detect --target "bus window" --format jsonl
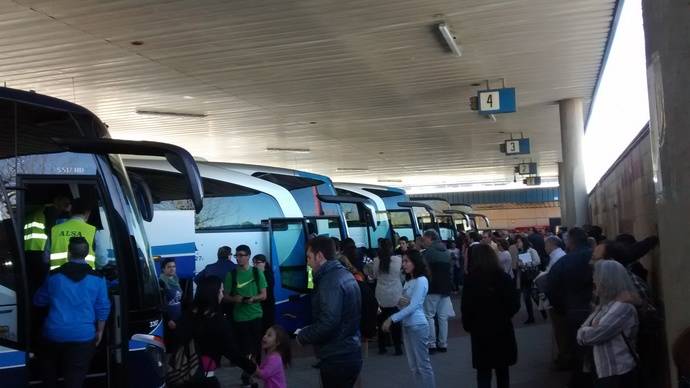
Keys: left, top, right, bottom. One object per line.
{"left": 0, "top": 195, "right": 21, "bottom": 344}
{"left": 305, "top": 218, "right": 343, "bottom": 240}
{"left": 389, "top": 210, "right": 415, "bottom": 241}
{"left": 437, "top": 215, "right": 456, "bottom": 241}
{"left": 269, "top": 220, "right": 308, "bottom": 292}
{"left": 368, "top": 211, "right": 392, "bottom": 248}
{"left": 340, "top": 202, "right": 368, "bottom": 247}
{"left": 475, "top": 216, "right": 490, "bottom": 231}
{"left": 195, "top": 179, "right": 283, "bottom": 231}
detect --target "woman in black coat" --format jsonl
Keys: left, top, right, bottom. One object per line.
{"left": 461, "top": 244, "right": 521, "bottom": 388}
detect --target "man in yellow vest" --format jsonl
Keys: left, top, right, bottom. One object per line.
{"left": 24, "top": 196, "right": 72, "bottom": 253}
{"left": 50, "top": 197, "right": 97, "bottom": 270}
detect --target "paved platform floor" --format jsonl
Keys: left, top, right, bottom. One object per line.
{"left": 217, "top": 313, "right": 569, "bottom": 387}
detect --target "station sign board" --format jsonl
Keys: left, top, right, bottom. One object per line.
{"left": 500, "top": 138, "right": 530, "bottom": 155}
{"left": 518, "top": 162, "right": 537, "bottom": 175}
{"left": 477, "top": 87, "right": 517, "bottom": 114}
{"left": 523, "top": 176, "right": 542, "bottom": 186}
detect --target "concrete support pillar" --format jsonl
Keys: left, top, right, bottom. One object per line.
{"left": 642, "top": 0, "right": 690, "bottom": 386}
{"left": 558, "top": 98, "right": 588, "bottom": 227}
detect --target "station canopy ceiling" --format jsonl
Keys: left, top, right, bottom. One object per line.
{"left": 2, "top": 0, "right": 616, "bottom": 192}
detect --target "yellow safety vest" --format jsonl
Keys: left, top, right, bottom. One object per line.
{"left": 24, "top": 207, "right": 48, "bottom": 251}
{"left": 50, "top": 218, "right": 96, "bottom": 269}
{"left": 307, "top": 266, "right": 314, "bottom": 290}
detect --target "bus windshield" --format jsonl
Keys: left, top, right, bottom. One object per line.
{"left": 389, "top": 209, "right": 416, "bottom": 240}
{"left": 109, "top": 156, "right": 160, "bottom": 310}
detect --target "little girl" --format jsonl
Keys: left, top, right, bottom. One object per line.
{"left": 255, "top": 325, "right": 291, "bottom": 388}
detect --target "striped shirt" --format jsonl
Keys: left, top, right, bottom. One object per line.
{"left": 577, "top": 301, "right": 638, "bottom": 378}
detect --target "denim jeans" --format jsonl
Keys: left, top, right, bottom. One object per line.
{"left": 424, "top": 294, "right": 451, "bottom": 348}
{"left": 402, "top": 323, "right": 436, "bottom": 388}
{"left": 39, "top": 340, "right": 96, "bottom": 388}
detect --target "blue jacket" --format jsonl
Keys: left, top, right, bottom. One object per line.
{"left": 297, "top": 260, "right": 361, "bottom": 362}
{"left": 34, "top": 261, "right": 111, "bottom": 343}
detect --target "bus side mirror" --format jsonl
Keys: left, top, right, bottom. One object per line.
{"left": 128, "top": 173, "right": 154, "bottom": 222}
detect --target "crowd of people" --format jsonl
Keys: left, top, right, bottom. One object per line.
{"left": 34, "top": 217, "right": 662, "bottom": 388}
{"left": 156, "top": 224, "right": 661, "bottom": 388}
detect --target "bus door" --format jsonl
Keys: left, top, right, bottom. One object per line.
{"left": 0, "top": 181, "right": 29, "bottom": 387}
{"left": 266, "top": 218, "right": 309, "bottom": 333}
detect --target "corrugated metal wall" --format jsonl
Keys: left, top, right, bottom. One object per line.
{"left": 411, "top": 187, "right": 560, "bottom": 205}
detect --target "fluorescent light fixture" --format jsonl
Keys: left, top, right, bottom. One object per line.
{"left": 265, "top": 147, "right": 311, "bottom": 154}
{"left": 136, "top": 108, "right": 207, "bottom": 118}
{"left": 437, "top": 22, "right": 462, "bottom": 57}
{"left": 377, "top": 179, "right": 403, "bottom": 183}
{"left": 336, "top": 167, "right": 369, "bottom": 172}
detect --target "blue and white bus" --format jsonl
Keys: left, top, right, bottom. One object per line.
{"left": 0, "top": 87, "right": 204, "bottom": 387}
{"left": 218, "top": 164, "right": 389, "bottom": 249}
{"left": 334, "top": 182, "right": 419, "bottom": 242}
{"left": 413, "top": 198, "right": 492, "bottom": 233}
{"left": 124, "top": 160, "right": 312, "bottom": 333}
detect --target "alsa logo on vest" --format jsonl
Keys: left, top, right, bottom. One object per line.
{"left": 58, "top": 230, "right": 85, "bottom": 237}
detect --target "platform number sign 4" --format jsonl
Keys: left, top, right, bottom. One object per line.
{"left": 479, "top": 91, "right": 501, "bottom": 112}
{"left": 505, "top": 140, "right": 521, "bottom": 155}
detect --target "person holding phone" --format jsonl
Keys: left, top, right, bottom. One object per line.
{"left": 223, "top": 245, "right": 267, "bottom": 388}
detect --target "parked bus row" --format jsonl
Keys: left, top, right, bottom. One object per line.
{"left": 0, "top": 87, "right": 489, "bottom": 387}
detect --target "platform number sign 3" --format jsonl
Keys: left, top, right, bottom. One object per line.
{"left": 505, "top": 140, "right": 520, "bottom": 155}
{"left": 479, "top": 91, "right": 501, "bottom": 112}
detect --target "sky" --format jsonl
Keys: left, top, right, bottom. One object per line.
{"left": 583, "top": 0, "right": 650, "bottom": 192}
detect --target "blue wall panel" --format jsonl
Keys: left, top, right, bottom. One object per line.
{"left": 411, "top": 187, "right": 560, "bottom": 205}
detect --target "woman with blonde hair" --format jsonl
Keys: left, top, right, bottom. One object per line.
{"left": 577, "top": 260, "right": 640, "bottom": 388}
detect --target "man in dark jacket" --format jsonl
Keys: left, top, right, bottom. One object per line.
{"left": 465, "top": 231, "right": 482, "bottom": 274}
{"left": 528, "top": 227, "right": 548, "bottom": 268}
{"left": 298, "top": 236, "right": 362, "bottom": 388}
{"left": 546, "top": 227, "right": 593, "bottom": 388}
{"left": 194, "top": 245, "right": 236, "bottom": 284}
{"left": 34, "top": 236, "right": 110, "bottom": 388}
{"left": 422, "top": 229, "right": 453, "bottom": 353}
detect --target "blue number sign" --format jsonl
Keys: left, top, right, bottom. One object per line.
{"left": 478, "top": 88, "right": 517, "bottom": 114}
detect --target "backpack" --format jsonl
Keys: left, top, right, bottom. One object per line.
{"left": 167, "top": 337, "right": 204, "bottom": 387}
{"left": 229, "top": 267, "right": 261, "bottom": 296}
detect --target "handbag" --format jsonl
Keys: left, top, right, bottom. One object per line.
{"left": 621, "top": 332, "right": 640, "bottom": 364}
{"left": 167, "top": 336, "right": 205, "bottom": 387}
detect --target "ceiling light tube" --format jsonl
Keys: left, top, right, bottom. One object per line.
{"left": 438, "top": 22, "right": 462, "bottom": 57}
{"left": 265, "top": 147, "right": 311, "bottom": 153}
{"left": 336, "top": 167, "right": 369, "bottom": 172}
{"left": 136, "top": 108, "right": 207, "bottom": 118}
{"left": 377, "top": 179, "right": 402, "bottom": 183}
